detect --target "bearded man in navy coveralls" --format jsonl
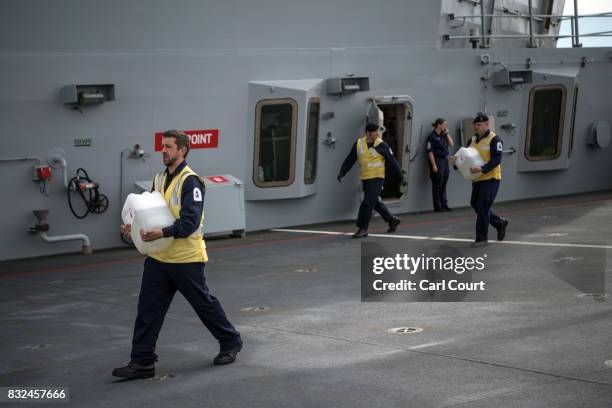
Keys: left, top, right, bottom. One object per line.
{"left": 113, "top": 130, "right": 242, "bottom": 379}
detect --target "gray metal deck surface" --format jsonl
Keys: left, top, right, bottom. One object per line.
{"left": 1, "top": 191, "right": 611, "bottom": 407}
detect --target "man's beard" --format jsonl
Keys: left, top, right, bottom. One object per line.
{"left": 163, "top": 155, "right": 176, "bottom": 166}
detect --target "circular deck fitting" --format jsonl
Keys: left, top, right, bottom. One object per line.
{"left": 576, "top": 293, "right": 608, "bottom": 300}
{"left": 387, "top": 327, "right": 423, "bottom": 334}
{"left": 240, "top": 306, "right": 270, "bottom": 312}
{"left": 20, "top": 344, "right": 50, "bottom": 350}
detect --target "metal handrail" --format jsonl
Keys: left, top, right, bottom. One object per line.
{"left": 446, "top": 0, "right": 612, "bottom": 48}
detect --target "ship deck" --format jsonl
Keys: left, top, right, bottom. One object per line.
{"left": 1, "top": 191, "right": 611, "bottom": 407}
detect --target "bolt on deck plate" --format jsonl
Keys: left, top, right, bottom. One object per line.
{"left": 387, "top": 327, "right": 423, "bottom": 334}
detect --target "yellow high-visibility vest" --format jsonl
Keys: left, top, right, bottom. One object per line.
{"left": 356, "top": 136, "right": 385, "bottom": 180}
{"left": 149, "top": 165, "right": 208, "bottom": 263}
{"left": 470, "top": 131, "right": 502, "bottom": 182}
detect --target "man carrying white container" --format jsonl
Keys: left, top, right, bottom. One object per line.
{"left": 113, "top": 130, "right": 242, "bottom": 379}
{"left": 451, "top": 114, "right": 509, "bottom": 248}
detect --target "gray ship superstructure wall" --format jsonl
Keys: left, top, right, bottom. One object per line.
{"left": 0, "top": 0, "right": 611, "bottom": 260}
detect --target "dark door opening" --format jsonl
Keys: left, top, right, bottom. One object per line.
{"left": 379, "top": 103, "right": 407, "bottom": 200}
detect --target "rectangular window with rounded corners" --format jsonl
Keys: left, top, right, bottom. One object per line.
{"left": 253, "top": 99, "right": 297, "bottom": 187}
{"left": 525, "top": 85, "right": 566, "bottom": 161}
{"left": 304, "top": 98, "right": 320, "bottom": 184}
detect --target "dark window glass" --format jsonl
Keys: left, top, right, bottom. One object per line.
{"left": 526, "top": 86, "right": 566, "bottom": 160}
{"left": 254, "top": 100, "right": 296, "bottom": 186}
{"left": 304, "top": 99, "right": 319, "bottom": 184}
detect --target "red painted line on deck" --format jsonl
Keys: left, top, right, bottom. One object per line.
{"left": 2, "top": 196, "right": 610, "bottom": 280}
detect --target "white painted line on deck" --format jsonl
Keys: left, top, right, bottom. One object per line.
{"left": 272, "top": 229, "right": 612, "bottom": 250}
{"left": 409, "top": 340, "right": 454, "bottom": 350}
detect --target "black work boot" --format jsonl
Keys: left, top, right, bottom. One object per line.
{"left": 387, "top": 217, "right": 401, "bottom": 233}
{"left": 352, "top": 229, "right": 368, "bottom": 239}
{"left": 112, "top": 362, "right": 155, "bottom": 379}
{"left": 496, "top": 219, "right": 509, "bottom": 241}
{"left": 213, "top": 348, "right": 241, "bottom": 366}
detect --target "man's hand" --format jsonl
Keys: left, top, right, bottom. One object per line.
{"left": 432, "top": 166, "right": 438, "bottom": 173}
{"left": 121, "top": 224, "right": 132, "bottom": 241}
{"left": 337, "top": 174, "right": 343, "bottom": 183}
{"left": 141, "top": 229, "right": 164, "bottom": 242}
{"left": 448, "top": 156, "right": 457, "bottom": 166}
{"left": 470, "top": 166, "right": 482, "bottom": 174}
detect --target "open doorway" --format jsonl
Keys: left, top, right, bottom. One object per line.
{"left": 378, "top": 103, "right": 411, "bottom": 201}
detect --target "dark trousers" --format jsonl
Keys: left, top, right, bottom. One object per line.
{"left": 470, "top": 179, "right": 503, "bottom": 242}
{"left": 430, "top": 158, "right": 449, "bottom": 210}
{"left": 357, "top": 178, "right": 392, "bottom": 230}
{"left": 130, "top": 257, "right": 242, "bottom": 365}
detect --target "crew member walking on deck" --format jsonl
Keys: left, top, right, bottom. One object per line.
{"left": 337, "top": 123, "right": 406, "bottom": 238}
{"left": 113, "top": 130, "right": 242, "bottom": 379}
{"left": 451, "top": 114, "right": 509, "bottom": 248}
{"left": 426, "top": 118, "right": 454, "bottom": 212}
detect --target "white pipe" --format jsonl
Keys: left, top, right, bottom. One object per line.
{"left": 57, "top": 157, "right": 69, "bottom": 189}
{"left": 39, "top": 232, "right": 92, "bottom": 254}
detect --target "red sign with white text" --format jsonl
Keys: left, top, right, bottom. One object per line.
{"left": 155, "top": 129, "right": 219, "bottom": 151}
{"left": 206, "top": 176, "right": 230, "bottom": 184}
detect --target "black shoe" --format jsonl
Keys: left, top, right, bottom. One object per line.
{"left": 434, "top": 208, "right": 445, "bottom": 213}
{"left": 352, "top": 229, "right": 368, "bottom": 238}
{"left": 112, "top": 363, "right": 155, "bottom": 379}
{"left": 496, "top": 219, "right": 509, "bottom": 241}
{"left": 470, "top": 241, "right": 488, "bottom": 248}
{"left": 213, "top": 349, "right": 240, "bottom": 366}
{"left": 387, "top": 217, "right": 401, "bottom": 233}
{"left": 443, "top": 207, "right": 453, "bottom": 211}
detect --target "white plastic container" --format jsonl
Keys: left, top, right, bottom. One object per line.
{"left": 454, "top": 147, "right": 485, "bottom": 181}
{"left": 121, "top": 192, "right": 175, "bottom": 254}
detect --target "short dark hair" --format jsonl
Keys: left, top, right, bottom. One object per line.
{"left": 473, "top": 113, "right": 489, "bottom": 124}
{"left": 432, "top": 118, "right": 446, "bottom": 128}
{"left": 162, "top": 129, "right": 190, "bottom": 157}
{"left": 365, "top": 123, "right": 379, "bottom": 133}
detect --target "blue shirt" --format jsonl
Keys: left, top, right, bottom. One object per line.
{"left": 426, "top": 130, "right": 450, "bottom": 158}
{"left": 151, "top": 161, "right": 205, "bottom": 239}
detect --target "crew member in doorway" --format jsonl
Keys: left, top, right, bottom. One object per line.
{"left": 451, "top": 114, "right": 509, "bottom": 248}
{"left": 337, "top": 123, "right": 406, "bottom": 238}
{"left": 113, "top": 130, "right": 242, "bottom": 379}
{"left": 426, "top": 118, "right": 454, "bottom": 212}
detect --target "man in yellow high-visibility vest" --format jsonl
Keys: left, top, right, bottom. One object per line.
{"left": 463, "top": 114, "right": 509, "bottom": 248}
{"left": 337, "top": 123, "right": 406, "bottom": 238}
{"left": 113, "top": 130, "right": 242, "bottom": 379}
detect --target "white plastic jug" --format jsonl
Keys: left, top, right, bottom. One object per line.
{"left": 121, "top": 192, "right": 175, "bottom": 254}
{"left": 454, "top": 147, "right": 485, "bottom": 181}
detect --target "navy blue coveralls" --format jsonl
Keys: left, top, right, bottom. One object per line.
{"left": 426, "top": 130, "right": 451, "bottom": 211}
{"left": 468, "top": 131, "right": 505, "bottom": 242}
{"left": 130, "top": 161, "right": 242, "bottom": 365}
{"left": 338, "top": 140, "right": 403, "bottom": 230}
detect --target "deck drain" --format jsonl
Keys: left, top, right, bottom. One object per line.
{"left": 541, "top": 215, "right": 557, "bottom": 220}
{"left": 240, "top": 306, "right": 270, "bottom": 312}
{"left": 20, "top": 344, "right": 50, "bottom": 350}
{"left": 387, "top": 327, "right": 423, "bottom": 334}
{"left": 546, "top": 232, "right": 568, "bottom": 237}
{"left": 576, "top": 293, "right": 608, "bottom": 300}
{"left": 293, "top": 268, "right": 318, "bottom": 273}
